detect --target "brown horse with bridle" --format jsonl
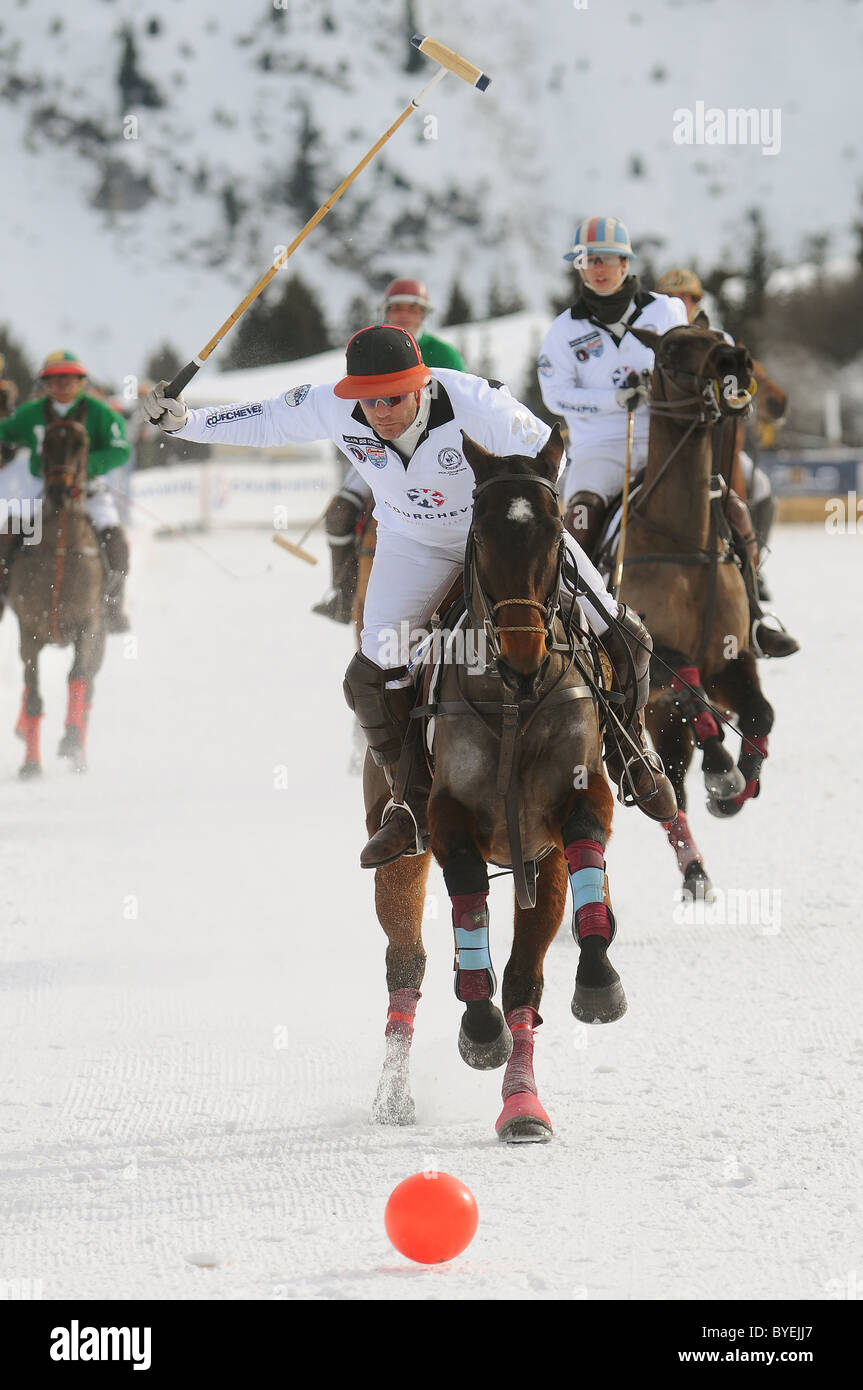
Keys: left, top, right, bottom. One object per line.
{"left": 8, "top": 401, "right": 107, "bottom": 775}
{"left": 364, "top": 425, "right": 627, "bottom": 1143}
{"left": 606, "top": 322, "right": 775, "bottom": 898}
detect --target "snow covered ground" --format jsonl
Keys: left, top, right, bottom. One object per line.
{"left": 0, "top": 520, "right": 861, "bottom": 1302}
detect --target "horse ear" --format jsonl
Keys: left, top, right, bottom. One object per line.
{"left": 534, "top": 421, "right": 564, "bottom": 480}
{"left": 461, "top": 430, "right": 494, "bottom": 481}
{"left": 693, "top": 309, "right": 711, "bottom": 328}
{"left": 627, "top": 325, "right": 661, "bottom": 353}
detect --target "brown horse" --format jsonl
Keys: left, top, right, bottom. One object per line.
{"left": 612, "top": 322, "right": 775, "bottom": 898}
{"left": 365, "top": 425, "right": 621, "bottom": 1143}
{"left": 8, "top": 403, "right": 106, "bottom": 776}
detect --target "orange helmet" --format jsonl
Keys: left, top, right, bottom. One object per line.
{"left": 38, "top": 349, "right": 87, "bottom": 378}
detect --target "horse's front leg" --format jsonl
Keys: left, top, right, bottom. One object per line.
{"left": 17, "top": 641, "right": 44, "bottom": 778}
{"left": 704, "top": 650, "right": 774, "bottom": 817}
{"left": 563, "top": 775, "right": 626, "bottom": 1024}
{"left": 495, "top": 847, "right": 569, "bottom": 1144}
{"left": 371, "top": 852, "right": 431, "bottom": 1125}
{"left": 647, "top": 691, "right": 714, "bottom": 901}
{"left": 58, "top": 625, "right": 105, "bottom": 771}
{"left": 428, "top": 792, "right": 512, "bottom": 1071}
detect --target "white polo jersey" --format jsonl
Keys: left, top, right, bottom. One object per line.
{"left": 538, "top": 291, "right": 688, "bottom": 452}
{"left": 173, "top": 369, "right": 550, "bottom": 543}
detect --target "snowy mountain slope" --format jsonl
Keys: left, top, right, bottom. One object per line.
{"left": 1, "top": 0, "right": 861, "bottom": 383}
{"left": 0, "top": 519, "right": 861, "bottom": 1300}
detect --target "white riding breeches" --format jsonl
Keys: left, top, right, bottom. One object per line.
{"left": 5, "top": 470, "right": 119, "bottom": 530}
{"left": 360, "top": 526, "right": 616, "bottom": 671}
{"left": 559, "top": 441, "right": 650, "bottom": 508}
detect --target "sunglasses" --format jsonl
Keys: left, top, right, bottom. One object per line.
{"left": 360, "top": 393, "right": 408, "bottom": 409}
{"left": 585, "top": 254, "right": 626, "bottom": 267}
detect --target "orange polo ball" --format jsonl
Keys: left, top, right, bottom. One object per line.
{"left": 385, "top": 1172, "right": 479, "bottom": 1264}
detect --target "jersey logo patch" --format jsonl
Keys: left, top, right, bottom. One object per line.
{"left": 348, "top": 446, "right": 366, "bottom": 463}
{"left": 437, "top": 448, "right": 465, "bottom": 472}
{"left": 569, "top": 331, "right": 603, "bottom": 362}
{"left": 612, "top": 366, "right": 636, "bottom": 387}
{"left": 366, "top": 445, "right": 387, "bottom": 468}
{"left": 205, "top": 403, "right": 263, "bottom": 426}
{"left": 537, "top": 353, "right": 554, "bottom": 377}
{"left": 406, "top": 487, "right": 445, "bottom": 509}
{"left": 284, "top": 384, "right": 310, "bottom": 406}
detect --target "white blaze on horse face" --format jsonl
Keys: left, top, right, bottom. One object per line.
{"left": 507, "top": 497, "right": 533, "bottom": 523}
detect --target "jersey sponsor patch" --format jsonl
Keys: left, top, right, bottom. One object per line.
{"left": 348, "top": 446, "right": 366, "bottom": 463}
{"left": 284, "top": 384, "right": 310, "bottom": 406}
{"left": 437, "top": 447, "right": 465, "bottom": 472}
{"left": 611, "top": 365, "right": 636, "bottom": 387}
{"left": 406, "top": 487, "right": 445, "bottom": 509}
{"left": 365, "top": 444, "right": 387, "bottom": 468}
{"left": 205, "top": 403, "right": 263, "bottom": 426}
{"left": 569, "top": 331, "right": 604, "bottom": 362}
{"left": 537, "top": 353, "right": 554, "bottom": 377}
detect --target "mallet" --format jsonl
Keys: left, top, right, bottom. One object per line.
{"left": 163, "top": 36, "right": 491, "bottom": 401}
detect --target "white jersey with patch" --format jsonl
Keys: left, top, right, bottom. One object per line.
{"left": 537, "top": 291, "right": 689, "bottom": 454}
{"left": 173, "top": 369, "right": 618, "bottom": 661}
{"left": 174, "top": 370, "right": 553, "bottom": 543}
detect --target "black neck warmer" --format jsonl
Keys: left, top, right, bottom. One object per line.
{"left": 573, "top": 274, "right": 641, "bottom": 324}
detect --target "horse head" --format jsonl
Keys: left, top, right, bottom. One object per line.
{"left": 461, "top": 423, "right": 565, "bottom": 700}
{"left": 41, "top": 399, "right": 90, "bottom": 508}
{"left": 628, "top": 322, "right": 755, "bottom": 421}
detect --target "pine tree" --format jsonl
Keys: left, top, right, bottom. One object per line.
{"left": 284, "top": 102, "right": 322, "bottom": 225}
{"left": 143, "top": 343, "right": 183, "bottom": 385}
{"left": 487, "top": 274, "right": 525, "bottom": 319}
{"left": 404, "top": 0, "right": 423, "bottom": 71}
{"left": 344, "top": 294, "right": 376, "bottom": 337}
{"left": 441, "top": 278, "right": 473, "bottom": 327}
{"left": 225, "top": 274, "right": 331, "bottom": 369}
{"left": 117, "top": 25, "right": 164, "bottom": 110}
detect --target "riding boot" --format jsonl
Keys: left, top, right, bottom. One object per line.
{"left": 600, "top": 605, "right": 678, "bottom": 822}
{"left": 725, "top": 491, "right": 798, "bottom": 658}
{"left": 344, "top": 652, "right": 430, "bottom": 868}
{"left": 564, "top": 490, "right": 607, "bottom": 562}
{"left": 312, "top": 538, "right": 358, "bottom": 624}
{"left": 748, "top": 492, "right": 776, "bottom": 600}
{"left": 97, "top": 526, "right": 131, "bottom": 633}
{"left": 313, "top": 488, "right": 364, "bottom": 625}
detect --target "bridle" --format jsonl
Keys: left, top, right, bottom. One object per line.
{"left": 634, "top": 336, "right": 756, "bottom": 516}
{"left": 42, "top": 417, "right": 89, "bottom": 496}
{"left": 464, "top": 472, "right": 566, "bottom": 664}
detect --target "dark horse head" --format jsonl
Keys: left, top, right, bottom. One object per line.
{"left": 461, "top": 423, "right": 565, "bottom": 700}
{"left": 41, "top": 399, "right": 90, "bottom": 510}
{"left": 628, "top": 321, "right": 755, "bottom": 420}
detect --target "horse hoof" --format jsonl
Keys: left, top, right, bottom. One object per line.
{"left": 705, "top": 790, "right": 744, "bottom": 819}
{"left": 681, "top": 861, "right": 715, "bottom": 900}
{"left": 703, "top": 764, "right": 746, "bottom": 799}
{"left": 458, "top": 1005, "right": 513, "bottom": 1070}
{"left": 57, "top": 728, "right": 80, "bottom": 758}
{"left": 496, "top": 1092, "right": 553, "bottom": 1144}
{"left": 18, "top": 760, "right": 42, "bottom": 780}
{"left": 571, "top": 979, "right": 627, "bottom": 1024}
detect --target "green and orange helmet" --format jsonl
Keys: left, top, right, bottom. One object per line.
{"left": 38, "top": 350, "right": 88, "bottom": 379}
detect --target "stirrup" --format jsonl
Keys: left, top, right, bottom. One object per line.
{"left": 616, "top": 747, "right": 666, "bottom": 809}
{"left": 751, "top": 611, "right": 790, "bottom": 659}
{"left": 379, "top": 797, "right": 426, "bottom": 856}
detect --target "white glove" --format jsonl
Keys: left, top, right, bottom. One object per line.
{"left": 614, "top": 382, "right": 648, "bottom": 412}
{"left": 143, "top": 381, "right": 188, "bottom": 433}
